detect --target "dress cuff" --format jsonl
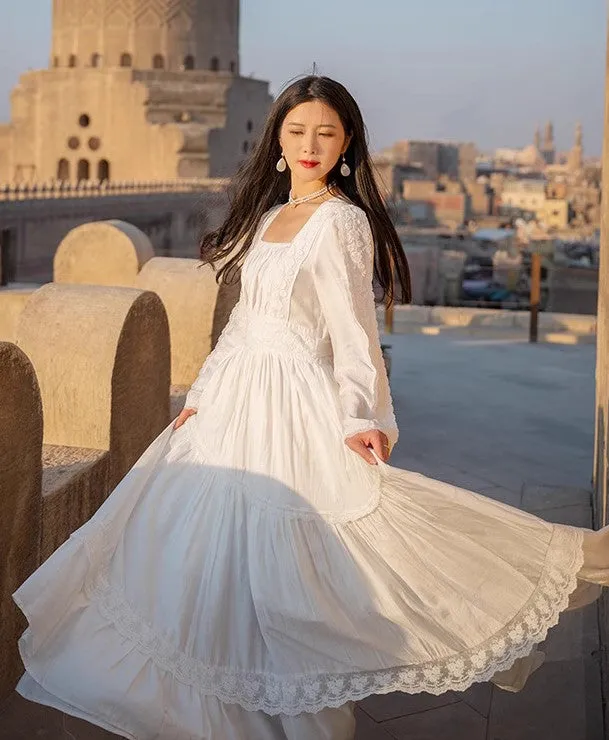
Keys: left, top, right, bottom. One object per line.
{"left": 184, "top": 389, "right": 201, "bottom": 410}
{"left": 343, "top": 420, "right": 398, "bottom": 450}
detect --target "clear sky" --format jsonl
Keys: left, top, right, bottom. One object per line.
{"left": 1, "top": 0, "right": 606, "bottom": 155}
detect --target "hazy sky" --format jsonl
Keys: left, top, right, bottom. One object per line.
{"left": 1, "top": 0, "right": 606, "bottom": 155}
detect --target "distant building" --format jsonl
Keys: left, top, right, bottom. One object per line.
{"left": 402, "top": 179, "right": 470, "bottom": 227}
{"left": 371, "top": 154, "right": 425, "bottom": 200}
{"left": 457, "top": 142, "right": 477, "bottom": 182}
{"left": 500, "top": 179, "right": 547, "bottom": 216}
{"left": 0, "top": 0, "right": 272, "bottom": 183}
{"left": 383, "top": 139, "right": 477, "bottom": 183}
{"left": 500, "top": 177, "right": 571, "bottom": 231}
{"left": 494, "top": 145, "right": 544, "bottom": 170}
{"left": 541, "top": 199, "right": 570, "bottom": 230}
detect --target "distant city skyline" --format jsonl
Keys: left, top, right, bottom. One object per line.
{"left": 0, "top": 0, "right": 606, "bottom": 156}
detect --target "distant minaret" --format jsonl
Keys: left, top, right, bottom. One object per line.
{"left": 568, "top": 122, "right": 584, "bottom": 173}
{"left": 541, "top": 120, "right": 556, "bottom": 165}
{"left": 534, "top": 126, "right": 541, "bottom": 151}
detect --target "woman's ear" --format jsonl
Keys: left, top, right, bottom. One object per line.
{"left": 343, "top": 134, "right": 353, "bottom": 155}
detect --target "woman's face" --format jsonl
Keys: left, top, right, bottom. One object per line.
{"left": 278, "top": 100, "right": 351, "bottom": 187}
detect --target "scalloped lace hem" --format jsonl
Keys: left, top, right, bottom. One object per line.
{"left": 75, "top": 516, "right": 585, "bottom": 716}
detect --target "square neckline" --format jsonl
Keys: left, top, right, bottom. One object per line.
{"left": 260, "top": 197, "right": 340, "bottom": 245}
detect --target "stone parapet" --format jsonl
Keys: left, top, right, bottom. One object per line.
{"left": 55, "top": 220, "right": 155, "bottom": 287}
{"left": 51, "top": 219, "right": 240, "bottom": 386}
{"left": 137, "top": 257, "right": 240, "bottom": 385}
{"left": 380, "top": 304, "right": 597, "bottom": 335}
{"left": 16, "top": 283, "right": 171, "bottom": 486}
{"left": 0, "top": 289, "right": 35, "bottom": 342}
{"left": 41, "top": 445, "right": 110, "bottom": 562}
{"left": 0, "top": 343, "right": 42, "bottom": 703}
{"left": 0, "top": 283, "right": 173, "bottom": 702}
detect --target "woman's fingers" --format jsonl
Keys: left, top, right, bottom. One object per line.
{"left": 370, "top": 433, "right": 389, "bottom": 463}
{"left": 173, "top": 407, "right": 197, "bottom": 430}
{"left": 346, "top": 436, "right": 377, "bottom": 465}
{"left": 345, "top": 430, "right": 390, "bottom": 465}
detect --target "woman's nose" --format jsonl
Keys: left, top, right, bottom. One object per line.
{"left": 303, "top": 136, "right": 317, "bottom": 154}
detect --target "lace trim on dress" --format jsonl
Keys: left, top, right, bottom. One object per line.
{"left": 247, "top": 200, "right": 336, "bottom": 321}
{"left": 335, "top": 204, "right": 399, "bottom": 439}
{"left": 76, "top": 507, "right": 584, "bottom": 716}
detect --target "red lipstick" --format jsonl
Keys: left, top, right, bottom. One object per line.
{"left": 298, "top": 160, "right": 320, "bottom": 169}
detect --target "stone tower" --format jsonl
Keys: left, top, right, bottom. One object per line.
{"left": 51, "top": 0, "right": 239, "bottom": 74}
{"left": 568, "top": 122, "right": 584, "bottom": 173}
{"left": 533, "top": 125, "right": 541, "bottom": 151}
{"left": 541, "top": 120, "right": 556, "bottom": 165}
{"left": 0, "top": 1, "right": 271, "bottom": 183}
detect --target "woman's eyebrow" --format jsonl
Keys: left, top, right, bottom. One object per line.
{"left": 285, "top": 122, "right": 338, "bottom": 128}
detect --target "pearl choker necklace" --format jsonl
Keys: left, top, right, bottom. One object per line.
{"left": 288, "top": 185, "right": 330, "bottom": 207}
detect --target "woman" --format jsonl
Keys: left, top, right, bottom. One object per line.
{"left": 13, "top": 75, "right": 609, "bottom": 740}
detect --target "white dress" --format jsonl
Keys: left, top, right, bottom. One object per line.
{"left": 14, "top": 197, "right": 585, "bottom": 739}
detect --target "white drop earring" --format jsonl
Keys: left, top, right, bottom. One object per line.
{"left": 276, "top": 152, "right": 287, "bottom": 172}
{"left": 340, "top": 153, "right": 351, "bottom": 177}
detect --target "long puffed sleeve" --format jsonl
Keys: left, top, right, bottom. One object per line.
{"left": 311, "top": 205, "right": 399, "bottom": 449}
{"left": 184, "top": 300, "right": 245, "bottom": 409}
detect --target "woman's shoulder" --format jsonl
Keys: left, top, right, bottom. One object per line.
{"left": 326, "top": 197, "right": 370, "bottom": 234}
{"left": 322, "top": 197, "right": 368, "bottom": 227}
{"left": 315, "top": 198, "right": 373, "bottom": 266}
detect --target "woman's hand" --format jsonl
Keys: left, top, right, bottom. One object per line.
{"left": 173, "top": 407, "right": 197, "bottom": 430}
{"left": 345, "top": 429, "right": 390, "bottom": 465}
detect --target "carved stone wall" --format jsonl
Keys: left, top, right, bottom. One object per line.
{"left": 51, "top": 0, "right": 239, "bottom": 74}
{"left": 0, "top": 68, "right": 270, "bottom": 183}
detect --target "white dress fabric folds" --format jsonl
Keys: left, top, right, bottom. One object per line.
{"left": 14, "top": 197, "right": 585, "bottom": 739}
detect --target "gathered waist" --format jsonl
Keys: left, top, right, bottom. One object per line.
{"left": 239, "top": 312, "right": 333, "bottom": 365}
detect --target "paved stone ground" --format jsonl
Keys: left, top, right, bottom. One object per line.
{"left": 1, "top": 333, "right": 605, "bottom": 739}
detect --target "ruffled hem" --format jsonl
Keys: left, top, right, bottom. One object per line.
{"left": 14, "top": 416, "right": 588, "bottom": 719}
{"left": 15, "top": 671, "right": 137, "bottom": 740}
{"left": 53, "top": 507, "right": 585, "bottom": 716}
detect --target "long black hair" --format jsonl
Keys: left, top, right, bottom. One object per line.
{"left": 199, "top": 75, "right": 411, "bottom": 304}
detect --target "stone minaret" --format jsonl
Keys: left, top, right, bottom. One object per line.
{"left": 568, "top": 122, "right": 584, "bottom": 173}
{"left": 534, "top": 126, "right": 541, "bottom": 151}
{"left": 541, "top": 120, "right": 556, "bottom": 165}
{"left": 51, "top": 0, "right": 240, "bottom": 74}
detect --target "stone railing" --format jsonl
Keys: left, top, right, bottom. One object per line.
{"left": 0, "top": 282, "right": 172, "bottom": 703}
{"left": 0, "top": 219, "right": 240, "bottom": 387}
{"left": 0, "top": 177, "right": 230, "bottom": 202}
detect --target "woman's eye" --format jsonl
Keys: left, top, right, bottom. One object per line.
{"left": 290, "top": 131, "right": 303, "bottom": 135}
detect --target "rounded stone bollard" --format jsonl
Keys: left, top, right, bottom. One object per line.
{"left": 0, "top": 342, "right": 43, "bottom": 701}
{"left": 0, "top": 289, "right": 35, "bottom": 343}
{"left": 16, "top": 283, "right": 171, "bottom": 487}
{"left": 54, "top": 220, "right": 155, "bottom": 287}
{"left": 137, "top": 257, "right": 240, "bottom": 386}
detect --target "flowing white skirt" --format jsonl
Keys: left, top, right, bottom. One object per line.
{"left": 14, "top": 344, "right": 585, "bottom": 739}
